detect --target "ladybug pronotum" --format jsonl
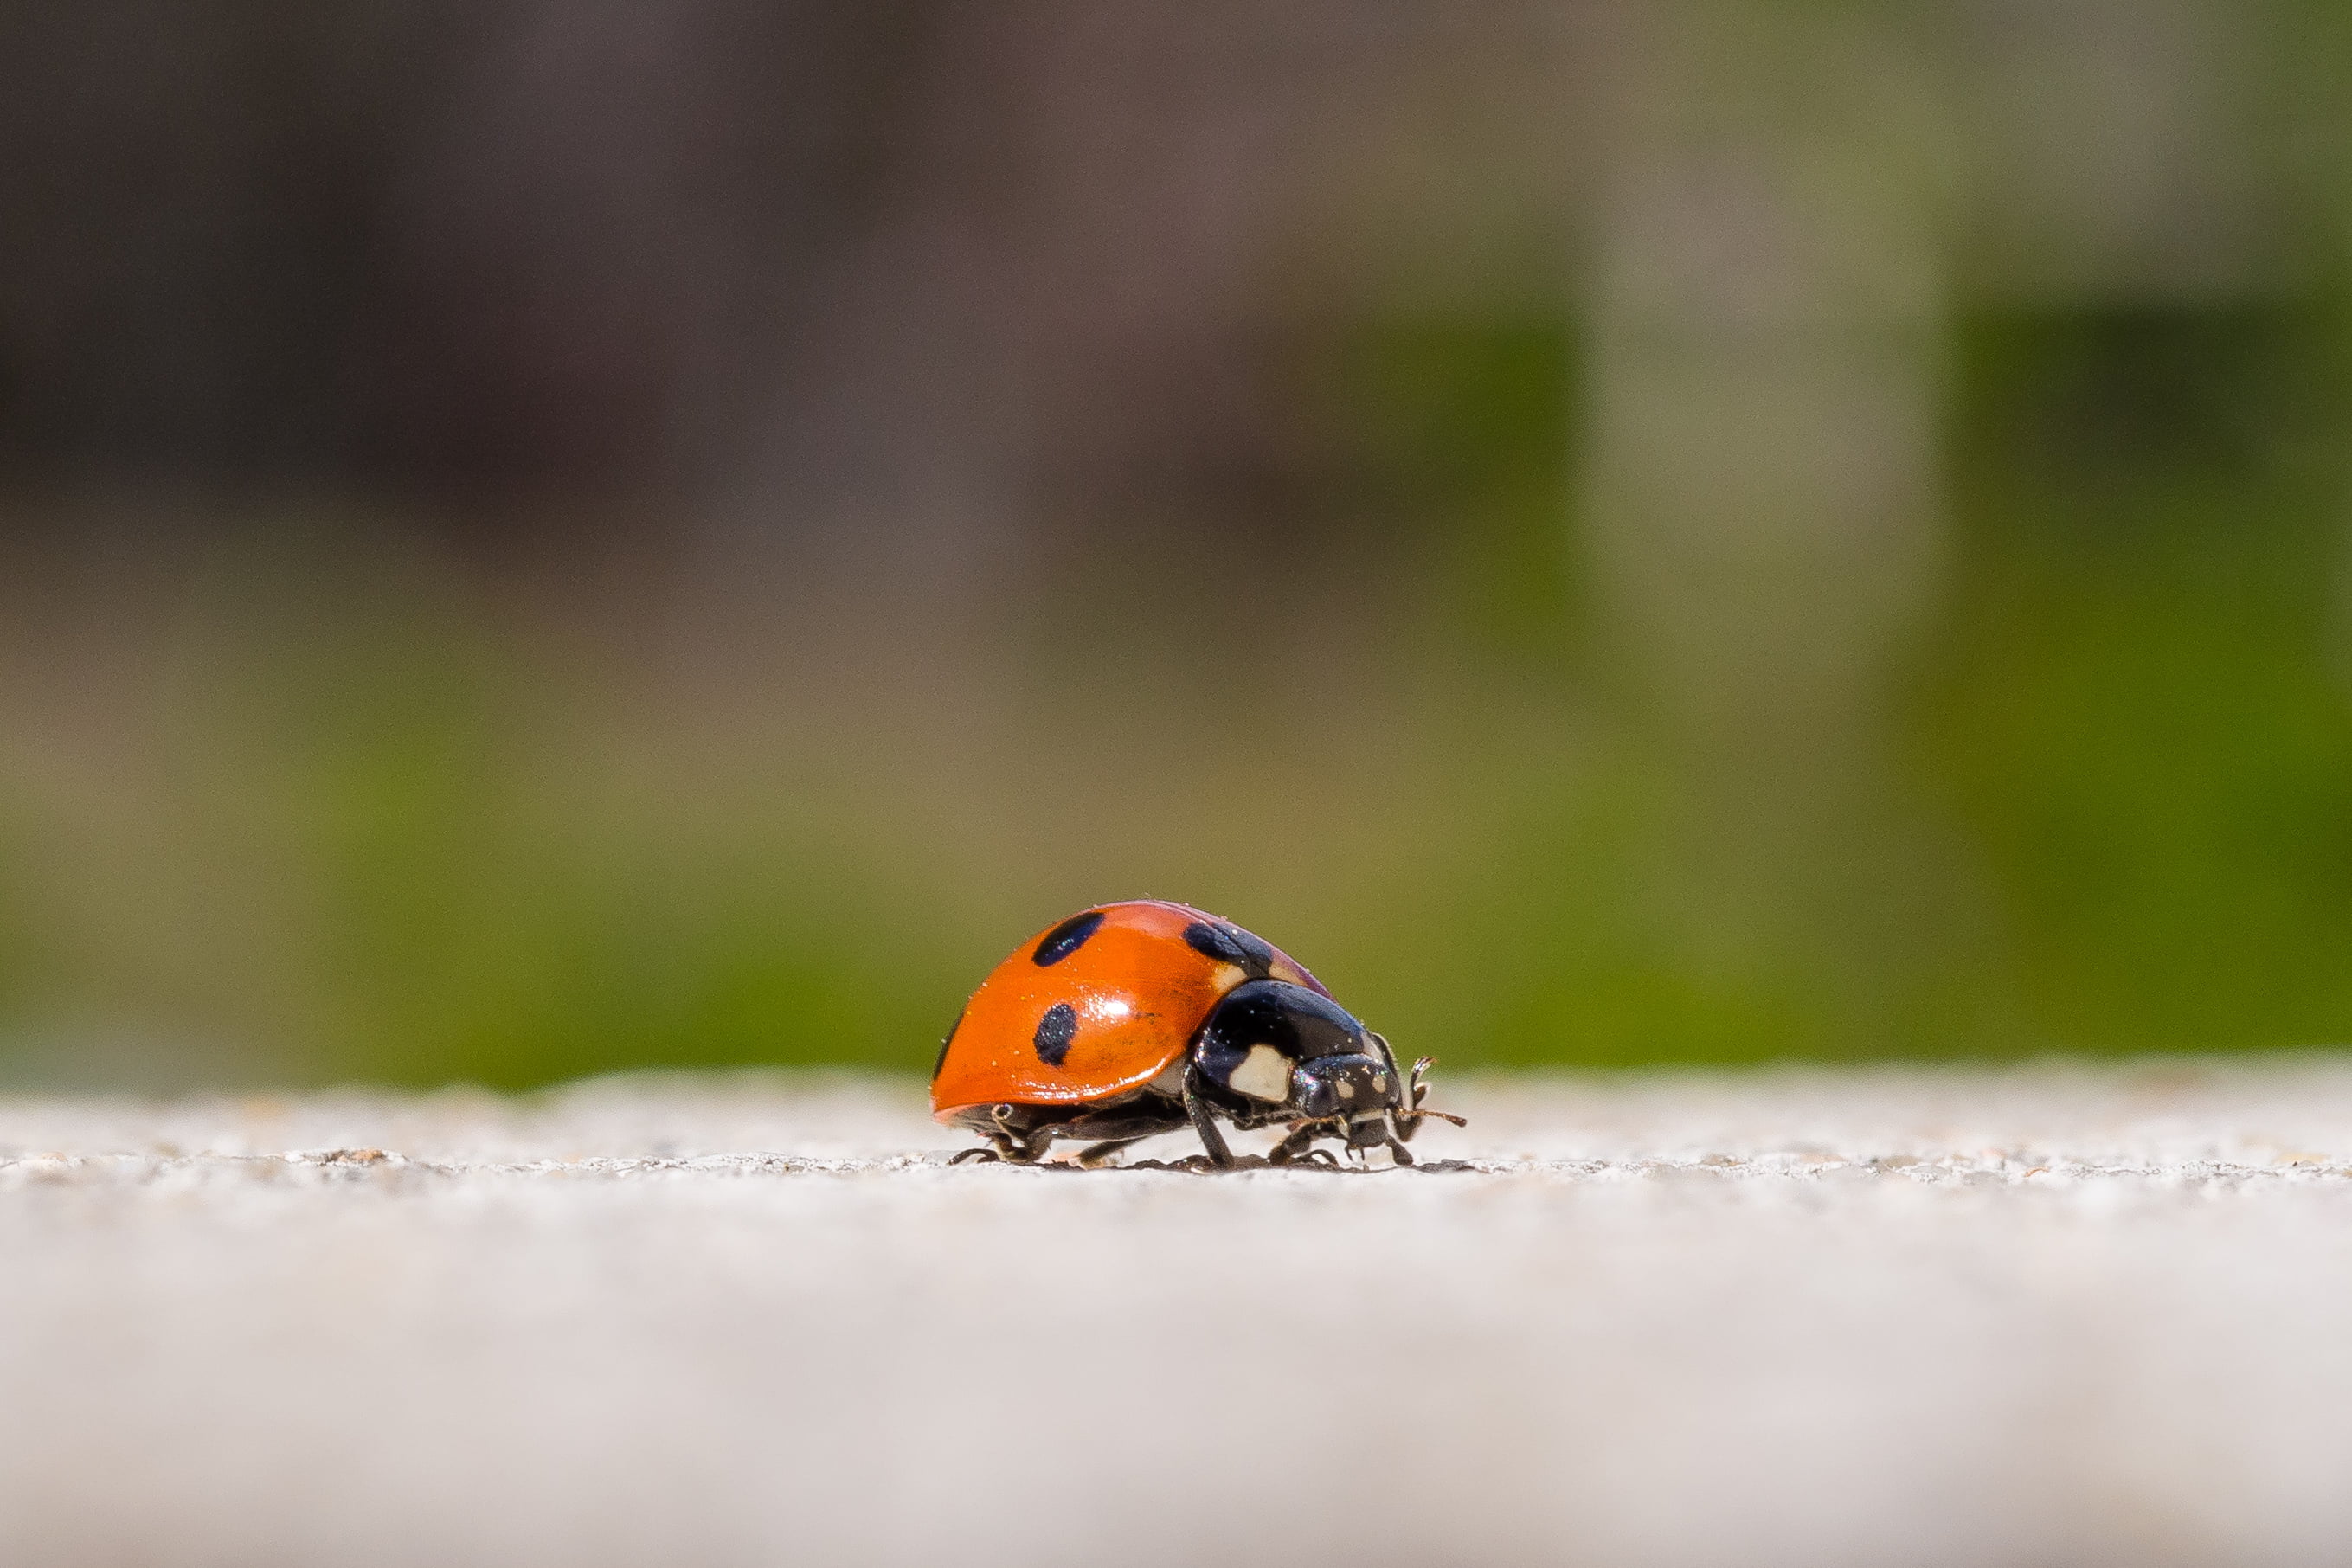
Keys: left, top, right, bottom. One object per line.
{"left": 931, "top": 900, "right": 1463, "bottom": 1167}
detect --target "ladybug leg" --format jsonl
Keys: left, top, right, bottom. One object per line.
{"left": 1264, "top": 1123, "right": 1318, "bottom": 1165}
{"left": 1267, "top": 1121, "right": 1348, "bottom": 1168}
{"left": 1051, "top": 1103, "right": 1189, "bottom": 1166}
{"left": 974, "top": 1104, "right": 1056, "bottom": 1165}
{"left": 1181, "top": 1068, "right": 1236, "bottom": 1169}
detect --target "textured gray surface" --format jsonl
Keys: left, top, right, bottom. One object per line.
{"left": 6, "top": 1063, "right": 2352, "bottom": 1567}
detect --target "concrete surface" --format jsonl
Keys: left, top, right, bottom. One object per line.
{"left": 5, "top": 1061, "right": 2352, "bottom": 1567}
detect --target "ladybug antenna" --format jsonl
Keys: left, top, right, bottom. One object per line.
{"left": 1400, "top": 1049, "right": 1467, "bottom": 1130}
{"left": 1370, "top": 1035, "right": 1467, "bottom": 1135}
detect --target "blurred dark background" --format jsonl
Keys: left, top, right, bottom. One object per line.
{"left": 3, "top": 0, "right": 2350, "bottom": 1088}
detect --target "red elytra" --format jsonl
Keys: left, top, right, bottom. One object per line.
{"left": 929, "top": 899, "right": 1327, "bottom": 1119}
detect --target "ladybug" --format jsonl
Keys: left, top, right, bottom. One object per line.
{"left": 930, "top": 900, "right": 1462, "bottom": 1167}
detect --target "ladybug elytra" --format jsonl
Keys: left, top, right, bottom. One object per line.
{"left": 931, "top": 899, "right": 1462, "bottom": 1166}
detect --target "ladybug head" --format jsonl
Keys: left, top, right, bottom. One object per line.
{"left": 1290, "top": 1050, "right": 1409, "bottom": 1141}
{"left": 1293, "top": 1034, "right": 1465, "bottom": 1153}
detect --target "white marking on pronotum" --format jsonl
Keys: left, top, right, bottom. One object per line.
{"left": 1228, "top": 1044, "right": 1293, "bottom": 1102}
{"left": 1269, "top": 962, "right": 1306, "bottom": 986}
{"left": 1337, "top": 1079, "right": 1356, "bottom": 1101}
{"left": 1208, "top": 963, "right": 1248, "bottom": 995}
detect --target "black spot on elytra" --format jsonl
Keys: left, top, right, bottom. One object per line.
{"left": 1033, "top": 1001, "right": 1079, "bottom": 1067}
{"left": 932, "top": 1007, "right": 966, "bottom": 1081}
{"left": 1184, "top": 920, "right": 1276, "bottom": 977}
{"left": 1033, "top": 911, "right": 1107, "bottom": 967}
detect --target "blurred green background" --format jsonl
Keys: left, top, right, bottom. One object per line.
{"left": 5, "top": 1, "right": 2352, "bottom": 1088}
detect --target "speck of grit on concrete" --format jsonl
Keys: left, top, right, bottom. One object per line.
{"left": 5, "top": 1061, "right": 2352, "bottom": 1568}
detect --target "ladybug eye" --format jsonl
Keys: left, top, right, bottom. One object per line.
{"left": 1033, "top": 911, "right": 1106, "bottom": 967}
